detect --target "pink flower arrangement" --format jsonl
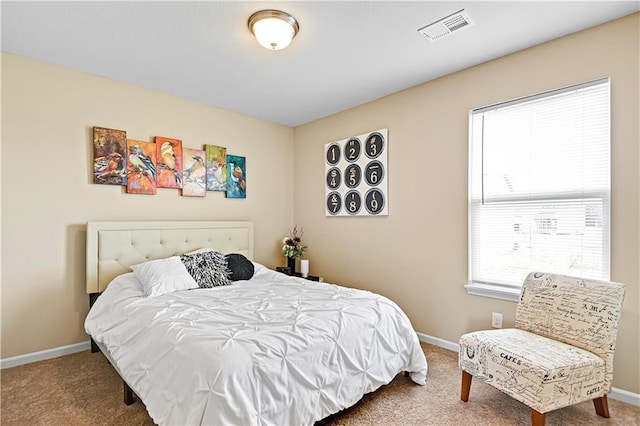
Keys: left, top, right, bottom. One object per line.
{"left": 282, "top": 225, "right": 306, "bottom": 258}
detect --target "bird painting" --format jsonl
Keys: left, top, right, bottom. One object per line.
{"left": 182, "top": 148, "right": 206, "bottom": 197}
{"left": 126, "top": 139, "right": 157, "bottom": 195}
{"left": 155, "top": 137, "right": 183, "bottom": 189}
{"left": 93, "top": 126, "right": 127, "bottom": 185}
{"left": 205, "top": 145, "right": 227, "bottom": 191}
{"left": 225, "top": 155, "right": 246, "bottom": 199}
{"left": 232, "top": 165, "right": 246, "bottom": 192}
{"left": 94, "top": 151, "right": 125, "bottom": 183}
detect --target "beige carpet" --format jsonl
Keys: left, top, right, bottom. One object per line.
{"left": 2, "top": 343, "right": 639, "bottom": 425}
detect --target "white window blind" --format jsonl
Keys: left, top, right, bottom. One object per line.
{"left": 467, "top": 78, "right": 610, "bottom": 300}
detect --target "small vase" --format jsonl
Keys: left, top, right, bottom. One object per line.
{"left": 286, "top": 256, "right": 296, "bottom": 274}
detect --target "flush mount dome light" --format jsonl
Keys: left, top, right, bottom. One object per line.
{"left": 248, "top": 9, "right": 299, "bottom": 50}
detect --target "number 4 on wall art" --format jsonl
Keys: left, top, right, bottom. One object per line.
{"left": 324, "top": 128, "right": 388, "bottom": 217}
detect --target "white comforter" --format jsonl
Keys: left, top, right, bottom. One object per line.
{"left": 85, "top": 263, "right": 428, "bottom": 425}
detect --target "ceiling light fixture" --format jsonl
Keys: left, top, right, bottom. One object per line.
{"left": 248, "top": 9, "right": 299, "bottom": 51}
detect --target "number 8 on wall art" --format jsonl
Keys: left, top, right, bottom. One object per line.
{"left": 325, "top": 129, "right": 388, "bottom": 216}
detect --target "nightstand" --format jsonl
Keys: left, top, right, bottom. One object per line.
{"left": 276, "top": 267, "right": 322, "bottom": 282}
{"left": 293, "top": 272, "right": 322, "bottom": 282}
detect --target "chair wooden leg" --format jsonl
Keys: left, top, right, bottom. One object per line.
{"left": 461, "top": 370, "right": 472, "bottom": 402}
{"left": 531, "top": 409, "right": 545, "bottom": 426}
{"left": 593, "top": 395, "right": 610, "bottom": 418}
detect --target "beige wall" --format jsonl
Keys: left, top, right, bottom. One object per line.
{"left": 294, "top": 14, "right": 640, "bottom": 393}
{"left": 1, "top": 53, "right": 294, "bottom": 358}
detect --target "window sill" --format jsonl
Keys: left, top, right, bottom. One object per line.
{"left": 464, "top": 282, "right": 521, "bottom": 302}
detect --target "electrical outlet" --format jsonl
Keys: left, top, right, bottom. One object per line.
{"left": 491, "top": 312, "right": 503, "bottom": 328}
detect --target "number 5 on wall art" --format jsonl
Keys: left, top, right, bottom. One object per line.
{"left": 325, "top": 129, "right": 388, "bottom": 216}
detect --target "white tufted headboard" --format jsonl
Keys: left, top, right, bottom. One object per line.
{"left": 86, "top": 221, "right": 254, "bottom": 294}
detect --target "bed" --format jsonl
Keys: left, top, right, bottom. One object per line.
{"left": 84, "top": 221, "right": 428, "bottom": 425}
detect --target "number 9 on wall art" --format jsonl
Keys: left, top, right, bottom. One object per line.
{"left": 325, "top": 128, "right": 388, "bottom": 216}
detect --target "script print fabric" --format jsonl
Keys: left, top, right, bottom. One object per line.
{"left": 459, "top": 272, "right": 625, "bottom": 414}
{"left": 459, "top": 328, "right": 605, "bottom": 413}
{"left": 515, "top": 272, "right": 625, "bottom": 391}
{"left": 85, "top": 264, "right": 428, "bottom": 425}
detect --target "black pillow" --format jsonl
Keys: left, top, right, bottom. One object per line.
{"left": 225, "top": 253, "right": 254, "bottom": 281}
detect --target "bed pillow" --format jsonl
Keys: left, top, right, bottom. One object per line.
{"left": 131, "top": 256, "right": 199, "bottom": 297}
{"left": 180, "top": 250, "right": 232, "bottom": 288}
{"left": 225, "top": 253, "right": 255, "bottom": 281}
{"left": 185, "top": 247, "right": 214, "bottom": 255}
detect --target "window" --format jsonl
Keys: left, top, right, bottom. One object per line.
{"left": 467, "top": 78, "right": 610, "bottom": 301}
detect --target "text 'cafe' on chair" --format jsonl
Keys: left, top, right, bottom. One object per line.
{"left": 458, "top": 272, "right": 625, "bottom": 426}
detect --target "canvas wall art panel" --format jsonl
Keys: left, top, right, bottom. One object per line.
{"left": 155, "top": 136, "right": 183, "bottom": 189}
{"left": 126, "top": 139, "right": 157, "bottom": 195}
{"left": 182, "top": 148, "right": 206, "bottom": 197}
{"left": 226, "top": 155, "right": 246, "bottom": 199}
{"left": 325, "top": 128, "right": 388, "bottom": 216}
{"left": 93, "top": 126, "right": 127, "bottom": 185}
{"left": 205, "top": 145, "right": 228, "bottom": 191}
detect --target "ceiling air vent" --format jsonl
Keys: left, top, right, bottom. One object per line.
{"left": 418, "top": 9, "right": 474, "bottom": 42}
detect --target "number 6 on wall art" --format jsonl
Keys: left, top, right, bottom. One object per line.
{"left": 324, "top": 128, "right": 388, "bottom": 216}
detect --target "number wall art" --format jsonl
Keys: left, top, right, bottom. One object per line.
{"left": 325, "top": 128, "right": 388, "bottom": 216}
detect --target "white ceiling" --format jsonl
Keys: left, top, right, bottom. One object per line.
{"left": 2, "top": 1, "right": 638, "bottom": 127}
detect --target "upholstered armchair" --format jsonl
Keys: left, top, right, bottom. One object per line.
{"left": 459, "top": 272, "right": 625, "bottom": 426}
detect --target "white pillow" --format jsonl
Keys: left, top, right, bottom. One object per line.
{"left": 252, "top": 261, "right": 267, "bottom": 273}
{"left": 185, "top": 247, "right": 215, "bottom": 255}
{"left": 131, "top": 256, "right": 199, "bottom": 297}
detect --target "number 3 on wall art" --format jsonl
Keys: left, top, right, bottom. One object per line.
{"left": 324, "top": 129, "right": 388, "bottom": 217}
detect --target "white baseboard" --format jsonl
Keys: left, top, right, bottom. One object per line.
{"left": 609, "top": 387, "right": 640, "bottom": 407}
{"left": 416, "top": 331, "right": 640, "bottom": 407}
{"left": 417, "top": 331, "right": 460, "bottom": 352}
{"left": 0, "top": 341, "right": 90, "bottom": 370}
